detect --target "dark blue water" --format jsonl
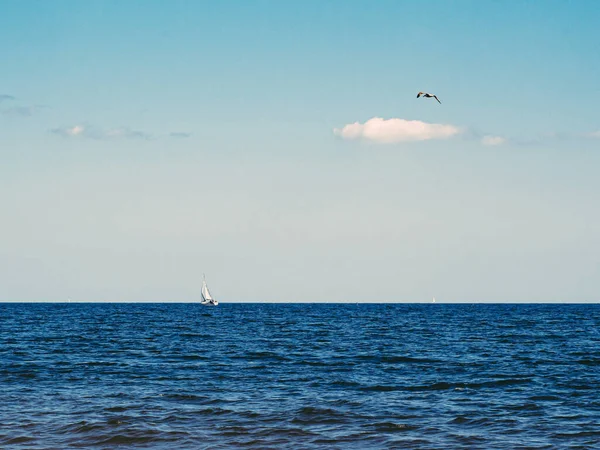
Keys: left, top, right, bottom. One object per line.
{"left": 1, "top": 304, "right": 599, "bottom": 449}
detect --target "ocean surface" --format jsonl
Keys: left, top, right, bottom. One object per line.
{"left": 1, "top": 303, "right": 599, "bottom": 449}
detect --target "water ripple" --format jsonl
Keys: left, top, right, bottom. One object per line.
{"left": 0, "top": 303, "right": 599, "bottom": 449}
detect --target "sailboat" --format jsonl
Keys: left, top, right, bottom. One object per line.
{"left": 432, "top": 297, "right": 436, "bottom": 303}
{"left": 201, "top": 275, "right": 218, "bottom": 306}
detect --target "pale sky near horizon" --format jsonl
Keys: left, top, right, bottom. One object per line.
{"left": 1, "top": 0, "right": 599, "bottom": 302}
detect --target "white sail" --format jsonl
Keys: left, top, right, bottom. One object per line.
{"left": 201, "top": 275, "right": 218, "bottom": 305}
{"left": 201, "top": 280, "right": 213, "bottom": 302}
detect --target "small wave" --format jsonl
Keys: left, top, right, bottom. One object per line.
{"left": 552, "top": 414, "right": 588, "bottom": 422}
{"left": 244, "top": 364, "right": 269, "bottom": 370}
{"left": 226, "top": 439, "right": 271, "bottom": 447}
{"left": 368, "top": 422, "right": 419, "bottom": 432}
{"left": 577, "top": 358, "right": 600, "bottom": 366}
{"left": 449, "top": 416, "right": 494, "bottom": 426}
{"left": 476, "top": 378, "right": 533, "bottom": 388}
{"left": 189, "top": 407, "right": 233, "bottom": 416}
{"left": 553, "top": 431, "right": 600, "bottom": 439}
{"left": 564, "top": 383, "right": 596, "bottom": 390}
{"left": 104, "top": 406, "right": 130, "bottom": 413}
{"left": 451, "top": 434, "right": 487, "bottom": 444}
{"left": 296, "top": 406, "right": 342, "bottom": 416}
{"left": 311, "top": 433, "right": 387, "bottom": 445}
{"left": 58, "top": 421, "right": 105, "bottom": 434}
{"left": 91, "top": 432, "right": 161, "bottom": 445}
{"left": 106, "top": 416, "right": 129, "bottom": 426}
{"left": 240, "top": 351, "right": 290, "bottom": 361}
{"left": 360, "top": 384, "right": 402, "bottom": 392}
{"left": 529, "top": 395, "right": 561, "bottom": 401}
{"left": 330, "top": 380, "right": 361, "bottom": 389}
{"left": 405, "top": 382, "right": 453, "bottom": 391}
{"left": 219, "top": 426, "right": 249, "bottom": 437}
{"left": 504, "top": 402, "right": 542, "bottom": 411}
{"left": 294, "top": 360, "right": 331, "bottom": 367}
{"left": 355, "top": 355, "right": 441, "bottom": 364}
{"left": 161, "top": 413, "right": 195, "bottom": 423}
{"left": 291, "top": 406, "right": 350, "bottom": 424}
{"left": 2, "top": 436, "right": 36, "bottom": 445}
{"left": 179, "top": 354, "right": 209, "bottom": 361}
{"left": 450, "top": 416, "right": 470, "bottom": 424}
{"left": 180, "top": 333, "right": 211, "bottom": 338}
{"left": 405, "top": 378, "right": 532, "bottom": 392}
{"left": 238, "top": 410, "right": 263, "bottom": 419}
{"left": 381, "top": 356, "right": 442, "bottom": 364}
{"left": 154, "top": 375, "right": 196, "bottom": 381}
{"left": 76, "top": 360, "right": 119, "bottom": 367}
{"left": 254, "top": 427, "right": 318, "bottom": 438}
{"left": 18, "top": 372, "right": 37, "bottom": 379}
{"left": 162, "top": 393, "right": 210, "bottom": 402}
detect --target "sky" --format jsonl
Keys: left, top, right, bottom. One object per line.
{"left": 1, "top": 0, "right": 599, "bottom": 302}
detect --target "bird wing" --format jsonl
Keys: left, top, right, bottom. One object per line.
{"left": 434, "top": 95, "right": 441, "bottom": 104}
{"left": 417, "top": 92, "right": 423, "bottom": 98}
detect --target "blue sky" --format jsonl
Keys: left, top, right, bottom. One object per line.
{"left": 1, "top": 0, "right": 599, "bottom": 302}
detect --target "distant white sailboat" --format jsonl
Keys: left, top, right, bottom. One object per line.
{"left": 201, "top": 275, "right": 218, "bottom": 306}
{"left": 432, "top": 297, "right": 436, "bottom": 303}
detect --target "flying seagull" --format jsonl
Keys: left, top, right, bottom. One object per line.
{"left": 417, "top": 92, "right": 441, "bottom": 104}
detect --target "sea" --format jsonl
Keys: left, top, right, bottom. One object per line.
{"left": 1, "top": 303, "right": 599, "bottom": 449}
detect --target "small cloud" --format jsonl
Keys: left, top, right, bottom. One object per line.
{"left": 544, "top": 131, "right": 600, "bottom": 141}
{"left": 68, "top": 125, "right": 85, "bottom": 136}
{"left": 104, "top": 127, "right": 152, "bottom": 140}
{"left": 51, "top": 125, "right": 86, "bottom": 137}
{"left": 0, "top": 94, "right": 15, "bottom": 103}
{"left": 334, "top": 117, "right": 461, "bottom": 144}
{"left": 586, "top": 130, "right": 600, "bottom": 139}
{"left": 2, "top": 105, "right": 47, "bottom": 117}
{"left": 481, "top": 135, "right": 506, "bottom": 146}
{"left": 169, "top": 132, "right": 192, "bottom": 139}
{"left": 544, "top": 131, "right": 573, "bottom": 141}
{"left": 51, "top": 124, "right": 152, "bottom": 140}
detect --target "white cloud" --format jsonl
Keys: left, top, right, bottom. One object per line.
{"left": 104, "top": 127, "right": 151, "bottom": 139}
{"left": 586, "top": 130, "right": 600, "bottom": 139}
{"left": 334, "top": 117, "right": 461, "bottom": 144}
{"left": 1, "top": 101, "right": 47, "bottom": 117}
{"left": 2, "top": 106, "right": 38, "bottom": 117}
{"left": 481, "top": 135, "right": 506, "bottom": 146}
{"left": 169, "top": 132, "right": 192, "bottom": 138}
{"left": 51, "top": 125, "right": 88, "bottom": 137}
{"left": 68, "top": 125, "right": 85, "bottom": 136}
{"left": 51, "top": 124, "right": 151, "bottom": 140}
{"left": 0, "top": 94, "right": 15, "bottom": 103}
